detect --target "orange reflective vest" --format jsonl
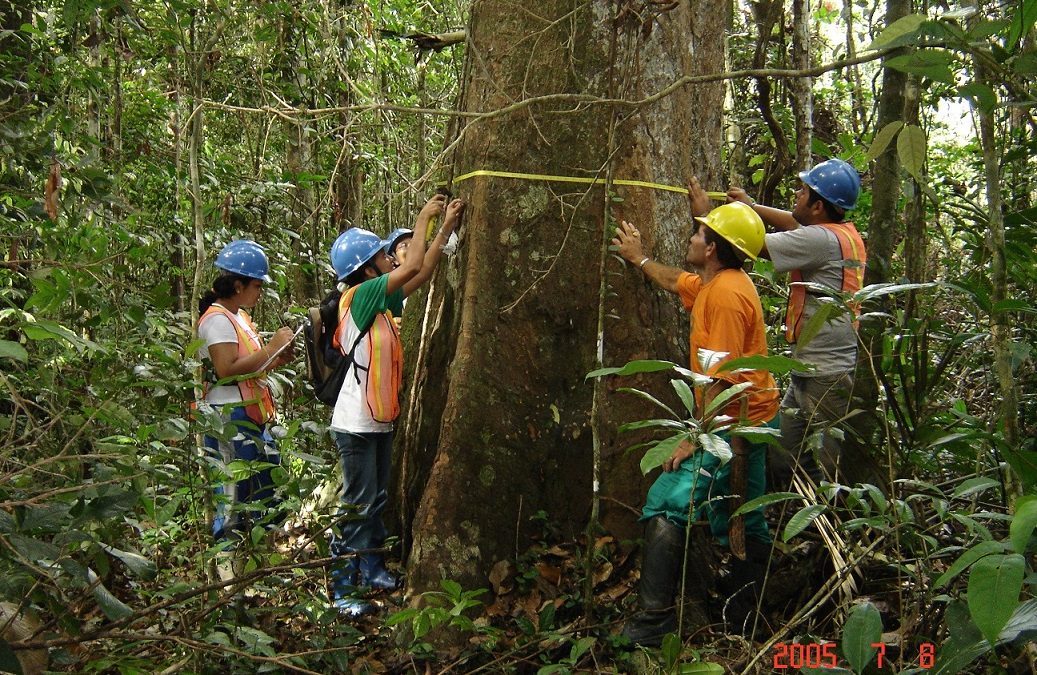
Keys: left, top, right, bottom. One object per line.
{"left": 785, "top": 221, "right": 867, "bottom": 343}
{"left": 197, "top": 305, "right": 277, "bottom": 425}
{"left": 332, "top": 285, "right": 403, "bottom": 423}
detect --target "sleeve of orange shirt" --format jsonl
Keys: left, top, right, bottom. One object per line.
{"left": 675, "top": 272, "right": 702, "bottom": 311}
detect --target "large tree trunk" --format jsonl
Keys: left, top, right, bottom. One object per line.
{"left": 397, "top": 0, "right": 726, "bottom": 607}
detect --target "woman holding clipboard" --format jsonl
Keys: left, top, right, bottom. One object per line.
{"left": 196, "top": 240, "right": 294, "bottom": 559}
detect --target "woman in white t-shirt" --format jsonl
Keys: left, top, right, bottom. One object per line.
{"left": 326, "top": 195, "right": 465, "bottom": 616}
{"left": 196, "top": 240, "right": 294, "bottom": 549}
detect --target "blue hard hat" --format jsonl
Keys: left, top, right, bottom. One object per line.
{"left": 214, "top": 240, "right": 272, "bottom": 282}
{"left": 330, "top": 228, "right": 388, "bottom": 281}
{"left": 799, "top": 158, "right": 861, "bottom": 211}
{"left": 383, "top": 228, "right": 414, "bottom": 255}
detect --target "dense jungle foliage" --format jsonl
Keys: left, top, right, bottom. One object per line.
{"left": 1, "top": 0, "right": 1036, "bottom": 673}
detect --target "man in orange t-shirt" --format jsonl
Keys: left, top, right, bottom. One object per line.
{"left": 612, "top": 186, "right": 779, "bottom": 645}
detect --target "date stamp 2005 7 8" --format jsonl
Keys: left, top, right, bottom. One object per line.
{"left": 772, "top": 641, "right": 936, "bottom": 670}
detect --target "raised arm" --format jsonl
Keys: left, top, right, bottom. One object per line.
{"left": 385, "top": 194, "right": 445, "bottom": 296}
{"left": 403, "top": 198, "right": 465, "bottom": 297}
{"left": 726, "top": 187, "right": 799, "bottom": 232}
{"left": 612, "top": 220, "right": 684, "bottom": 294}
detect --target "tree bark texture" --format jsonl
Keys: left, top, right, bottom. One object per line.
{"left": 396, "top": 0, "right": 726, "bottom": 596}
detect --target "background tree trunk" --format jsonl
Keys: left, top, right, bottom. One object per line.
{"left": 791, "top": 0, "right": 813, "bottom": 169}
{"left": 842, "top": 0, "right": 913, "bottom": 492}
{"left": 397, "top": 0, "right": 726, "bottom": 604}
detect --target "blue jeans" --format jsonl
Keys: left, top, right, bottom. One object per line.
{"left": 330, "top": 430, "right": 393, "bottom": 556}
{"left": 204, "top": 406, "right": 282, "bottom": 541}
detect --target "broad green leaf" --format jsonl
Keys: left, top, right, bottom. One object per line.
{"left": 968, "top": 554, "right": 1024, "bottom": 645}
{"left": 729, "top": 425, "right": 782, "bottom": 446}
{"left": 853, "top": 281, "right": 937, "bottom": 303}
{"left": 673, "top": 366, "right": 714, "bottom": 387}
{"left": 587, "top": 359, "right": 676, "bottom": 379}
{"left": 935, "top": 540, "right": 1007, "bottom": 588}
{"left": 795, "top": 300, "right": 841, "bottom": 350}
{"left": 570, "top": 636, "right": 595, "bottom": 660}
{"left": 671, "top": 378, "right": 696, "bottom": 416}
{"left": 933, "top": 599, "right": 989, "bottom": 674}
{"left": 1014, "top": 53, "right": 1037, "bottom": 75}
{"left": 998, "top": 598, "right": 1037, "bottom": 644}
{"left": 677, "top": 663, "right": 724, "bottom": 674}
{"left": 640, "top": 434, "right": 692, "bottom": 475}
{"left": 99, "top": 544, "right": 157, "bottom": 580}
{"left": 1007, "top": 0, "right": 1037, "bottom": 49}
{"left": 616, "top": 387, "right": 679, "bottom": 419}
{"left": 866, "top": 121, "right": 904, "bottom": 161}
{"left": 0, "top": 340, "right": 27, "bottom": 362}
{"left": 842, "top": 602, "right": 882, "bottom": 672}
{"left": 385, "top": 608, "right": 419, "bottom": 626}
{"left": 1009, "top": 495, "right": 1037, "bottom": 554}
{"left": 897, "top": 124, "right": 927, "bottom": 179}
{"left": 951, "top": 477, "right": 1000, "bottom": 499}
{"left": 885, "top": 50, "right": 957, "bottom": 84}
{"left": 90, "top": 573, "right": 134, "bottom": 620}
{"left": 958, "top": 83, "right": 997, "bottom": 114}
{"left": 715, "top": 354, "right": 813, "bottom": 375}
{"left": 782, "top": 505, "right": 827, "bottom": 542}
{"left": 698, "top": 433, "right": 731, "bottom": 464}
{"left": 704, "top": 381, "right": 752, "bottom": 417}
{"left": 867, "top": 13, "right": 928, "bottom": 50}
{"left": 618, "top": 418, "right": 688, "bottom": 433}
{"left": 730, "top": 492, "right": 800, "bottom": 518}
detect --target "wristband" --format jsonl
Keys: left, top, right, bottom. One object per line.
{"left": 639, "top": 257, "right": 651, "bottom": 269}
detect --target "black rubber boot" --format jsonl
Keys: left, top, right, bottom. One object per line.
{"left": 621, "top": 516, "right": 684, "bottom": 647}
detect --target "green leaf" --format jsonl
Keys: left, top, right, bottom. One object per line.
{"left": 958, "top": 83, "right": 997, "bottom": 114}
{"left": 935, "top": 540, "right": 1007, "bottom": 588}
{"left": 999, "top": 598, "right": 1037, "bottom": 645}
{"left": 951, "top": 477, "right": 1000, "bottom": 499}
{"left": 704, "top": 381, "right": 752, "bottom": 417}
{"left": 586, "top": 359, "right": 677, "bottom": 379}
{"left": 0, "top": 340, "right": 27, "bottom": 362}
{"left": 853, "top": 281, "right": 938, "bottom": 303}
{"left": 866, "top": 121, "right": 904, "bottom": 161}
{"left": 90, "top": 573, "right": 134, "bottom": 621}
{"left": 671, "top": 379, "right": 696, "bottom": 416}
{"left": 795, "top": 300, "right": 841, "bottom": 349}
{"left": 715, "top": 354, "right": 813, "bottom": 376}
{"left": 698, "top": 433, "right": 731, "bottom": 464}
{"left": 99, "top": 544, "right": 158, "bottom": 580}
{"left": 885, "top": 50, "right": 956, "bottom": 84}
{"left": 617, "top": 387, "right": 679, "bottom": 419}
{"left": 867, "top": 13, "right": 928, "bottom": 50}
{"left": 618, "top": 419, "right": 688, "bottom": 433}
{"left": 385, "top": 608, "right": 419, "bottom": 626}
{"left": 1007, "top": 0, "right": 1037, "bottom": 49}
{"left": 1014, "top": 53, "right": 1037, "bottom": 75}
{"left": 842, "top": 602, "right": 882, "bottom": 672}
{"left": 570, "top": 636, "right": 595, "bottom": 660}
{"left": 1010, "top": 495, "right": 1037, "bottom": 554}
{"left": 968, "top": 553, "right": 1024, "bottom": 645}
{"left": 730, "top": 492, "right": 801, "bottom": 518}
{"left": 897, "top": 124, "right": 927, "bottom": 179}
{"left": 782, "top": 505, "right": 827, "bottom": 542}
{"left": 677, "top": 663, "right": 724, "bottom": 674}
{"left": 640, "top": 434, "right": 692, "bottom": 475}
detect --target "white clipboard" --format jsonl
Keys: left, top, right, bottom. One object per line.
{"left": 257, "top": 323, "right": 304, "bottom": 372}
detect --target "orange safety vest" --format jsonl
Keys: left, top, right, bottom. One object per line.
{"left": 332, "top": 285, "right": 403, "bottom": 423}
{"left": 197, "top": 305, "right": 277, "bottom": 425}
{"left": 785, "top": 221, "right": 867, "bottom": 343}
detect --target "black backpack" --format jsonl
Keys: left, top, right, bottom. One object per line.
{"left": 304, "top": 289, "right": 369, "bottom": 406}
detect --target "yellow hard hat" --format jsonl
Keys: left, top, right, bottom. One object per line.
{"left": 694, "top": 202, "right": 765, "bottom": 260}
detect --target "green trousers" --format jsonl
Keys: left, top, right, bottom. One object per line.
{"left": 641, "top": 417, "right": 777, "bottom": 547}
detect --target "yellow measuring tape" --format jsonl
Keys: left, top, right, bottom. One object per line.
{"left": 428, "top": 169, "right": 727, "bottom": 239}
{"left": 449, "top": 169, "right": 727, "bottom": 200}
